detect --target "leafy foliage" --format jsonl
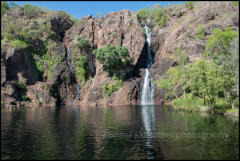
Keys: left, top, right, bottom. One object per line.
{"left": 33, "top": 53, "right": 63, "bottom": 81}
{"left": 172, "top": 93, "right": 205, "bottom": 112}
{"left": 232, "top": 1, "right": 239, "bottom": 6}
{"left": 137, "top": 8, "right": 152, "bottom": 21}
{"left": 1, "top": 1, "right": 10, "bottom": 17}
{"left": 196, "top": 24, "right": 206, "bottom": 40}
{"left": 103, "top": 76, "right": 123, "bottom": 99}
{"left": 173, "top": 48, "right": 188, "bottom": 66}
{"left": 74, "top": 55, "right": 89, "bottom": 84}
{"left": 155, "top": 57, "right": 238, "bottom": 111}
{"left": 205, "top": 28, "right": 239, "bottom": 104}
{"left": 185, "top": 1, "right": 195, "bottom": 10}
{"left": 23, "top": 4, "right": 42, "bottom": 18}
{"left": 156, "top": 27, "right": 239, "bottom": 112}
{"left": 11, "top": 40, "right": 29, "bottom": 49}
{"left": 137, "top": 4, "right": 168, "bottom": 28}
{"left": 77, "top": 37, "right": 91, "bottom": 52}
{"left": 15, "top": 81, "right": 31, "bottom": 101}
{"left": 93, "top": 44, "right": 133, "bottom": 78}
{"left": 205, "top": 27, "right": 238, "bottom": 60}
{"left": 153, "top": 7, "right": 168, "bottom": 28}
{"left": 155, "top": 48, "right": 189, "bottom": 100}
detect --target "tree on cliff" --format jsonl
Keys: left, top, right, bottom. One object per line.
{"left": 93, "top": 44, "right": 133, "bottom": 78}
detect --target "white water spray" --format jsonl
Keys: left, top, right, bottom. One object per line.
{"left": 141, "top": 25, "right": 155, "bottom": 105}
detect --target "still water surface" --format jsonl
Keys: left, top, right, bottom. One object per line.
{"left": 1, "top": 105, "right": 239, "bottom": 160}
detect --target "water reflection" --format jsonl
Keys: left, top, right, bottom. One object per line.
{"left": 1, "top": 105, "right": 239, "bottom": 160}
{"left": 141, "top": 105, "right": 156, "bottom": 159}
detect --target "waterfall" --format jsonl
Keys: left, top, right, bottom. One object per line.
{"left": 141, "top": 25, "right": 155, "bottom": 105}
{"left": 66, "top": 48, "right": 81, "bottom": 106}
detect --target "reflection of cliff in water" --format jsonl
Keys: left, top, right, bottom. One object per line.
{"left": 1, "top": 106, "right": 239, "bottom": 160}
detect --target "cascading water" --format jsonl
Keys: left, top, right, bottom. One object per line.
{"left": 141, "top": 24, "right": 155, "bottom": 105}
{"left": 141, "top": 25, "right": 156, "bottom": 159}
{"left": 66, "top": 48, "right": 81, "bottom": 106}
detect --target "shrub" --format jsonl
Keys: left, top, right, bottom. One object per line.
{"left": 15, "top": 81, "right": 26, "bottom": 89}
{"left": 23, "top": 4, "right": 41, "bottom": 18}
{"left": 137, "top": 8, "right": 152, "bottom": 21}
{"left": 172, "top": 93, "right": 204, "bottom": 112}
{"left": 153, "top": 7, "right": 168, "bottom": 28}
{"left": 11, "top": 40, "right": 29, "bottom": 49}
{"left": 185, "top": 1, "right": 194, "bottom": 10}
{"left": 196, "top": 24, "right": 205, "bottom": 40}
{"left": 232, "top": 1, "right": 239, "bottom": 6}
{"left": 137, "top": 6, "right": 168, "bottom": 28}
{"left": 103, "top": 77, "right": 123, "bottom": 99}
{"left": 3, "top": 20, "right": 22, "bottom": 40}
{"left": 75, "top": 55, "right": 89, "bottom": 84}
{"left": 173, "top": 48, "right": 188, "bottom": 66}
{"left": 1, "top": 1, "right": 10, "bottom": 17}
{"left": 15, "top": 81, "right": 31, "bottom": 101}
{"left": 205, "top": 27, "right": 238, "bottom": 59}
{"left": 77, "top": 37, "right": 91, "bottom": 52}
{"left": 33, "top": 53, "right": 63, "bottom": 81}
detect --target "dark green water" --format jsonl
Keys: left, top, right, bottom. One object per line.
{"left": 1, "top": 105, "right": 239, "bottom": 160}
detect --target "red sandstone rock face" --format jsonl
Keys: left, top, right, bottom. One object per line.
{"left": 64, "top": 10, "right": 146, "bottom": 105}
{"left": 1, "top": 2, "right": 239, "bottom": 107}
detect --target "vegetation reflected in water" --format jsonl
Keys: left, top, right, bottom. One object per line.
{"left": 1, "top": 105, "right": 239, "bottom": 160}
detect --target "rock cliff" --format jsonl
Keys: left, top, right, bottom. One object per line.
{"left": 1, "top": 1, "right": 239, "bottom": 107}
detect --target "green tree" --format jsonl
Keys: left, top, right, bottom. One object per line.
{"left": 137, "top": 4, "right": 168, "bottom": 28}
{"left": 185, "top": 1, "right": 195, "bottom": 10}
{"left": 155, "top": 67, "right": 181, "bottom": 100}
{"left": 153, "top": 7, "right": 168, "bottom": 28}
{"left": 185, "top": 59, "right": 224, "bottom": 108}
{"left": 232, "top": 1, "right": 239, "bottom": 6}
{"left": 23, "top": 4, "right": 41, "bottom": 18}
{"left": 77, "top": 37, "right": 91, "bottom": 53}
{"left": 173, "top": 48, "right": 188, "bottom": 67}
{"left": 196, "top": 24, "right": 206, "bottom": 40}
{"left": 137, "top": 8, "right": 152, "bottom": 21}
{"left": 205, "top": 27, "right": 239, "bottom": 108}
{"left": 1, "top": 1, "right": 10, "bottom": 17}
{"left": 93, "top": 44, "right": 133, "bottom": 78}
